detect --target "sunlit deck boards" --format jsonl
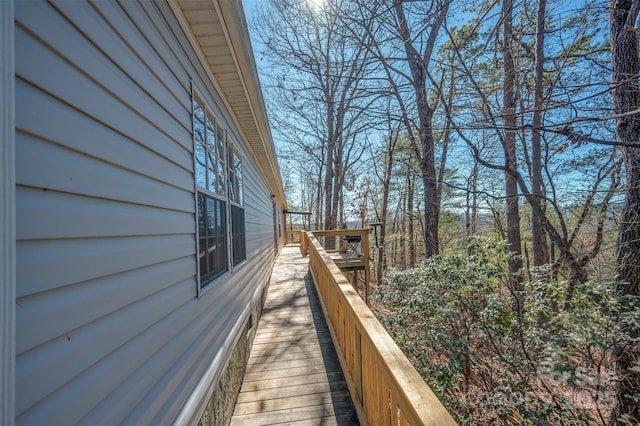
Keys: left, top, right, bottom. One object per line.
{"left": 230, "top": 246, "right": 359, "bottom": 426}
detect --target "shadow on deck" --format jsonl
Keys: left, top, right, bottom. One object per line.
{"left": 230, "top": 245, "right": 359, "bottom": 425}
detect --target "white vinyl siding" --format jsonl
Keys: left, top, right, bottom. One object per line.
{"left": 14, "top": 1, "right": 279, "bottom": 424}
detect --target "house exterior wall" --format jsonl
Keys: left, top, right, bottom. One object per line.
{"left": 1, "top": 2, "right": 16, "bottom": 425}
{"left": 14, "top": 1, "right": 282, "bottom": 424}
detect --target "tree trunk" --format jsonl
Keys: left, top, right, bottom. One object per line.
{"left": 324, "top": 92, "right": 336, "bottom": 233}
{"left": 564, "top": 255, "right": 589, "bottom": 309}
{"left": 393, "top": 0, "right": 449, "bottom": 258}
{"left": 399, "top": 189, "right": 407, "bottom": 270}
{"left": 502, "top": 0, "right": 524, "bottom": 311}
{"left": 315, "top": 173, "right": 322, "bottom": 229}
{"left": 338, "top": 183, "right": 344, "bottom": 229}
{"left": 466, "top": 162, "right": 479, "bottom": 256}
{"left": 324, "top": 141, "right": 335, "bottom": 230}
{"left": 531, "top": 0, "right": 549, "bottom": 267}
{"left": 331, "top": 155, "right": 342, "bottom": 229}
{"left": 377, "top": 133, "right": 397, "bottom": 284}
{"left": 407, "top": 169, "right": 416, "bottom": 268}
{"left": 391, "top": 209, "right": 398, "bottom": 269}
{"left": 610, "top": 1, "right": 640, "bottom": 423}
{"left": 421, "top": 157, "right": 440, "bottom": 258}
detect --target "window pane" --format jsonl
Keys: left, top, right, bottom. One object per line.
{"left": 217, "top": 126, "right": 225, "bottom": 158}
{"left": 235, "top": 158, "right": 242, "bottom": 180}
{"left": 231, "top": 150, "right": 242, "bottom": 176}
{"left": 197, "top": 193, "right": 207, "bottom": 237}
{"left": 206, "top": 118, "right": 216, "bottom": 149}
{"left": 195, "top": 141, "right": 207, "bottom": 189}
{"left": 231, "top": 205, "right": 246, "bottom": 266}
{"left": 228, "top": 174, "right": 242, "bottom": 205}
{"left": 208, "top": 236, "right": 227, "bottom": 278}
{"left": 207, "top": 197, "right": 226, "bottom": 237}
{"left": 217, "top": 161, "right": 226, "bottom": 195}
{"left": 228, "top": 175, "right": 236, "bottom": 203}
{"left": 216, "top": 198, "right": 226, "bottom": 231}
{"left": 206, "top": 197, "right": 217, "bottom": 237}
{"left": 199, "top": 196, "right": 228, "bottom": 287}
{"left": 207, "top": 151, "right": 217, "bottom": 194}
{"left": 228, "top": 148, "right": 242, "bottom": 204}
{"left": 208, "top": 197, "right": 227, "bottom": 277}
{"left": 193, "top": 100, "right": 205, "bottom": 142}
{"left": 199, "top": 239, "right": 208, "bottom": 283}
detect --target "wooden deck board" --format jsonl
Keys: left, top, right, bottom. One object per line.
{"left": 242, "top": 364, "right": 343, "bottom": 383}
{"left": 233, "top": 390, "right": 353, "bottom": 416}
{"left": 248, "top": 350, "right": 332, "bottom": 365}
{"left": 239, "top": 372, "right": 347, "bottom": 392}
{"left": 231, "top": 245, "right": 359, "bottom": 425}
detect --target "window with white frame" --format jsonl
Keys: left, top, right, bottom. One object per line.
{"left": 193, "top": 91, "right": 247, "bottom": 291}
{"left": 193, "top": 95, "right": 228, "bottom": 289}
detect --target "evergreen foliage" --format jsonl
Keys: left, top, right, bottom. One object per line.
{"left": 374, "top": 237, "right": 640, "bottom": 424}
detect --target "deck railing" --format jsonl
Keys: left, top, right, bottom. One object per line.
{"left": 303, "top": 231, "right": 456, "bottom": 426}
{"left": 304, "top": 228, "right": 372, "bottom": 305}
{"left": 287, "top": 230, "right": 301, "bottom": 243}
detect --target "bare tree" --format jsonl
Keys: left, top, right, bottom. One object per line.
{"left": 255, "top": 0, "right": 378, "bottom": 232}
{"left": 391, "top": 0, "right": 451, "bottom": 257}
{"left": 340, "top": 0, "right": 452, "bottom": 258}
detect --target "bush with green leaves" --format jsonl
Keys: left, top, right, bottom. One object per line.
{"left": 373, "top": 236, "right": 640, "bottom": 425}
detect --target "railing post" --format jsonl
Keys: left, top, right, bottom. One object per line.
{"left": 362, "top": 229, "right": 371, "bottom": 306}
{"left": 300, "top": 231, "right": 307, "bottom": 255}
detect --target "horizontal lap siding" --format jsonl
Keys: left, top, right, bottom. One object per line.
{"left": 244, "top": 158, "right": 277, "bottom": 257}
{"left": 15, "top": 0, "right": 277, "bottom": 424}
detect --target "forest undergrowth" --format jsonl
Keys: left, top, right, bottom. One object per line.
{"left": 370, "top": 237, "right": 640, "bottom": 425}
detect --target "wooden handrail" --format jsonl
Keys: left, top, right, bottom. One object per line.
{"left": 304, "top": 231, "right": 456, "bottom": 426}
{"left": 310, "top": 229, "right": 370, "bottom": 237}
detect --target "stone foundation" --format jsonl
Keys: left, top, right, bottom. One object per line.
{"left": 197, "top": 282, "right": 268, "bottom": 426}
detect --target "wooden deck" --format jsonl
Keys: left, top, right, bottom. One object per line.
{"left": 230, "top": 245, "right": 359, "bottom": 426}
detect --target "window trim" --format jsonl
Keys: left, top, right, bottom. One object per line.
{"left": 193, "top": 88, "right": 229, "bottom": 295}
{"left": 192, "top": 84, "right": 203, "bottom": 296}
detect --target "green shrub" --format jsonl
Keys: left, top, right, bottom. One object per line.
{"left": 374, "top": 237, "right": 639, "bottom": 425}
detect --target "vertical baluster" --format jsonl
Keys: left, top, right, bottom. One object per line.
{"left": 371, "top": 359, "right": 380, "bottom": 425}
{"left": 391, "top": 394, "right": 399, "bottom": 426}
{"left": 381, "top": 378, "right": 391, "bottom": 426}
{"left": 363, "top": 345, "right": 371, "bottom": 420}
{"left": 399, "top": 409, "right": 408, "bottom": 426}
{"left": 355, "top": 327, "right": 362, "bottom": 402}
